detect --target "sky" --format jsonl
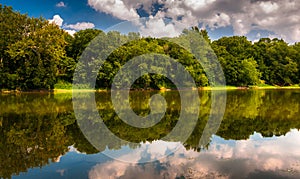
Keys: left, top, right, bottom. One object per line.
{"left": 2, "top": 0, "right": 300, "bottom": 43}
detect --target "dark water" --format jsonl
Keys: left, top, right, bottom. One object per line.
{"left": 1, "top": 90, "right": 300, "bottom": 179}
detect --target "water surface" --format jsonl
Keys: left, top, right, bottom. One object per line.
{"left": 1, "top": 90, "right": 300, "bottom": 179}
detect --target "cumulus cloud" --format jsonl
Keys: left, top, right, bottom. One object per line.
{"left": 207, "top": 12, "right": 231, "bottom": 29}
{"left": 49, "top": 14, "right": 64, "bottom": 26}
{"left": 63, "top": 22, "right": 95, "bottom": 35}
{"left": 56, "top": 1, "right": 66, "bottom": 8}
{"left": 259, "top": 1, "right": 279, "bottom": 14}
{"left": 65, "top": 29, "right": 76, "bottom": 36}
{"left": 65, "top": 22, "right": 95, "bottom": 30}
{"left": 139, "top": 17, "right": 183, "bottom": 38}
{"left": 48, "top": 15, "right": 95, "bottom": 35}
{"left": 87, "top": 0, "right": 300, "bottom": 43}
{"left": 88, "top": 0, "right": 140, "bottom": 20}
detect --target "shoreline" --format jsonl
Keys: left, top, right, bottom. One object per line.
{"left": 1, "top": 86, "right": 300, "bottom": 94}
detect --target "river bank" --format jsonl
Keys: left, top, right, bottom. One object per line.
{"left": 1, "top": 85, "right": 300, "bottom": 94}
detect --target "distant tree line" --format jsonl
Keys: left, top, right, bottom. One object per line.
{"left": 1, "top": 5, "right": 300, "bottom": 90}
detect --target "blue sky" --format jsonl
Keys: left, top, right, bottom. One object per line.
{"left": 2, "top": 0, "right": 300, "bottom": 43}
{"left": 1, "top": 0, "right": 122, "bottom": 29}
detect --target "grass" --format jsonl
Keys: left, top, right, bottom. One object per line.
{"left": 53, "top": 81, "right": 109, "bottom": 93}
{"left": 2, "top": 82, "right": 300, "bottom": 94}
{"left": 249, "top": 84, "right": 300, "bottom": 89}
{"left": 54, "top": 81, "right": 73, "bottom": 90}
{"left": 199, "top": 86, "right": 239, "bottom": 90}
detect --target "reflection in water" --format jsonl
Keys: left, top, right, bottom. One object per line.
{"left": 0, "top": 90, "right": 300, "bottom": 178}
{"left": 89, "top": 130, "right": 300, "bottom": 179}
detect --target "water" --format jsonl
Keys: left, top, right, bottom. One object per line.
{"left": 1, "top": 90, "right": 300, "bottom": 179}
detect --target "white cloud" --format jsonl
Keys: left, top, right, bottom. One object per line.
{"left": 88, "top": 0, "right": 300, "bottom": 43}
{"left": 65, "top": 30, "right": 76, "bottom": 36}
{"left": 56, "top": 1, "right": 66, "bottom": 8}
{"left": 139, "top": 17, "right": 183, "bottom": 38}
{"left": 259, "top": 1, "right": 279, "bottom": 14}
{"left": 49, "top": 14, "right": 64, "bottom": 27}
{"left": 88, "top": 0, "right": 140, "bottom": 20}
{"left": 48, "top": 15, "right": 95, "bottom": 35}
{"left": 183, "top": 0, "right": 216, "bottom": 11}
{"left": 231, "top": 15, "right": 252, "bottom": 36}
{"left": 65, "top": 22, "right": 95, "bottom": 30}
{"left": 207, "top": 12, "right": 231, "bottom": 29}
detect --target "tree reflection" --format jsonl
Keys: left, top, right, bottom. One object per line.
{"left": 0, "top": 94, "right": 73, "bottom": 179}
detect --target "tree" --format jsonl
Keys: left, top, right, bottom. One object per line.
{"left": 0, "top": 5, "right": 29, "bottom": 89}
{"left": 253, "top": 38, "right": 298, "bottom": 86}
{"left": 289, "top": 42, "right": 300, "bottom": 84}
{"left": 213, "top": 36, "right": 254, "bottom": 61}
{"left": 1, "top": 6, "right": 68, "bottom": 90}
{"left": 240, "top": 58, "right": 261, "bottom": 86}
{"left": 211, "top": 36, "right": 258, "bottom": 86}
{"left": 7, "top": 20, "right": 67, "bottom": 90}
{"left": 212, "top": 43, "right": 240, "bottom": 86}
{"left": 66, "top": 29, "right": 103, "bottom": 62}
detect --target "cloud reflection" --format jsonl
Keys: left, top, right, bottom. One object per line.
{"left": 89, "top": 130, "right": 300, "bottom": 179}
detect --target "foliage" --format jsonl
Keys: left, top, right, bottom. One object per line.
{"left": 240, "top": 58, "right": 261, "bottom": 85}
{"left": 253, "top": 38, "right": 299, "bottom": 86}
{"left": 1, "top": 5, "right": 68, "bottom": 90}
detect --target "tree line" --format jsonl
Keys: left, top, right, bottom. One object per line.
{"left": 1, "top": 5, "right": 300, "bottom": 90}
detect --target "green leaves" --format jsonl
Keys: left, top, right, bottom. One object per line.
{"left": 253, "top": 38, "right": 299, "bottom": 86}
{"left": 66, "top": 29, "right": 102, "bottom": 61}
{"left": 6, "top": 23, "right": 67, "bottom": 89}
{"left": 240, "top": 58, "right": 261, "bottom": 86}
{"left": 213, "top": 36, "right": 300, "bottom": 86}
{"left": 1, "top": 6, "right": 68, "bottom": 90}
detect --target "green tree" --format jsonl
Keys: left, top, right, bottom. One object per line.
{"left": 7, "top": 20, "right": 67, "bottom": 90}
{"left": 289, "top": 42, "right": 300, "bottom": 84}
{"left": 1, "top": 6, "right": 68, "bottom": 90}
{"left": 66, "top": 29, "right": 103, "bottom": 61}
{"left": 240, "top": 58, "right": 261, "bottom": 86}
{"left": 212, "top": 36, "right": 256, "bottom": 86}
{"left": 0, "top": 5, "right": 29, "bottom": 89}
{"left": 212, "top": 43, "right": 240, "bottom": 85}
{"left": 253, "top": 38, "right": 298, "bottom": 85}
{"left": 213, "top": 36, "right": 253, "bottom": 60}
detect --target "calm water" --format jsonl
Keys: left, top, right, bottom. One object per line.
{"left": 1, "top": 90, "right": 300, "bottom": 179}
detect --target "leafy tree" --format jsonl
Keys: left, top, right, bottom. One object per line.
{"left": 253, "top": 38, "right": 298, "bottom": 86}
{"left": 1, "top": 6, "right": 68, "bottom": 90}
{"left": 6, "top": 20, "right": 67, "bottom": 89}
{"left": 0, "top": 5, "right": 29, "bottom": 89}
{"left": 212, "top": 36, "right": 257, "bottom": 86}
{"left": 240, "top": 58, "right": 261, "bottom": 86}
{"left": 289, "top": 42, "right": 300, "bottom": 84}
{"left": 66, "top": 29, "right": 102, "bottom": 62}
{"left": 212, "top": 43, "right": 240, "bottom": 85}
{"left": 213, "top": 36, "right": 253, "bottom": 60}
